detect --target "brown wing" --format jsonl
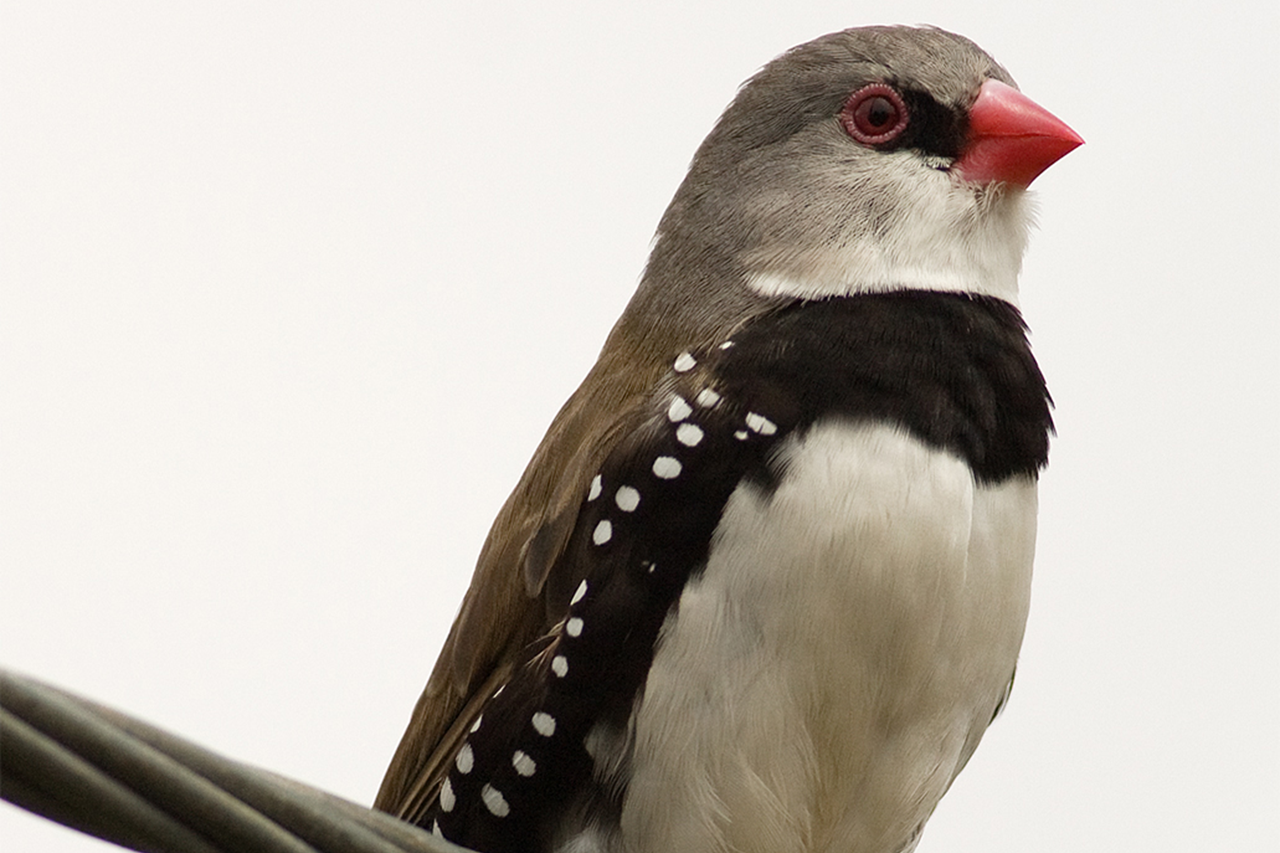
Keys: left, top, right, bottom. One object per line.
{"left": 372, "top": 352, "right": 664, "bottom": 823}
{"left": 372, "top": 261, "right": 778, "bottom": 824}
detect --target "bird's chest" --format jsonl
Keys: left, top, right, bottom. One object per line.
{"left": 616, "top": 420, "right": 1038, "bottom": 853}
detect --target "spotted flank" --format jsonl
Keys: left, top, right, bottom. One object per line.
{"left": 422, "top": 332, "right": 795, "bottom": 850}
{"left": 420, "top": 292, "right": 1051, "bottom": 851}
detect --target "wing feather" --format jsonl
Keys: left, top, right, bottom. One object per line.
{"left": 373, "top": 281, "right": 775, "bottom": 821}
{"left": 373, "top": 360, "right": 661, "bottom": 820}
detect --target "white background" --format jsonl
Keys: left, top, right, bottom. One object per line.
{"left": 3, "top": 2, "right": 1276, "bottom": 851}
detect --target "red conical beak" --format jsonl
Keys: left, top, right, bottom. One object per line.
{"left": 954, "top": 79, "right": 1083, "bottom": 188}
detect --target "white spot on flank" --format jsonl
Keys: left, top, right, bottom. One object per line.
{"left": 592, "top": 520, "right": 613, "bottom": 545}
{"left": 696, "top": 389, "right": 721, "bottom": 407}
{"left": 615, "top": 486, "right": 640, "bottom": 512}
{"left": 493, "top": 684, "right": 506, "bottom": 698}
{"left": 667, "top": 396, "right": 692, "bottom": 422}
{"left": 439, "top": 778, "right": 456, "bottom": 812}
{"left": 566, "top": 617, "right": 584, "bottom": 637}
{"left": 571, "top": 580, "right": 588, "bottom": 605}
{"left": 652, "top": 456, "right": 682, "bottom": 479}
{"left": 532, "top": 712, "right": 557, "bottom": 737}
{"left": 677, "top": 423, "right": 704, "bottom": 447}
{"left": 734, "top": 430, "right": 749, "bottom": 441}
{"left": 644, "top": 561, "right": 657, "bottom": 573}
{"left": 673, "top": 352, "right": 697, "bottom": 372}
{"left": 470, "top": 715, "right": 483, "bottom": 733}
{"left": 588, "top": 475, "right": 602, "bottom": 501}
{"left": 719, "top": 341, "right": 735, "bottom": 349}
{"left": 481, "top": 784, "right": 510, "bottom": 817}
{"left": 745, "top": 412, "right": 778, "bottom": 435}
{"left": 455, "top": 744, "right": 474, "bottom": 774}
{"left": 552, "top": 655, "right": 569, "bottom": 678}
{"left": 512, "top": 750, "right": 537, "bottom": 777}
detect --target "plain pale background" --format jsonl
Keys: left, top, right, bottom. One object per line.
{"left": 3, "top": 2, "right": 1276, "bottom": 851}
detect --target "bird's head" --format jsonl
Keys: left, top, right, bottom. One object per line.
{"left": 635, "top": 25, "right": 1082, "bottom": 325}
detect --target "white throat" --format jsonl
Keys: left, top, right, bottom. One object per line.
{"left": 743, "top": 176, "right": 1035, "bottom": 305}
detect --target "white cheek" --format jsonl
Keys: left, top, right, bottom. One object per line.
{"left": 744, "top": 168, "right": 1034, "bottom": 304}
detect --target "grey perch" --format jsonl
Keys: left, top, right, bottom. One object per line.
{"left": 0, "top": 669, "right": 473, "bottom": 853}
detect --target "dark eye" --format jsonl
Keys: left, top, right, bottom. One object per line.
{"left": 840, "top": 83, "right": 909, "bottom": 146}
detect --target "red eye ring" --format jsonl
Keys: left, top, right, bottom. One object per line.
{"left": 840, "top": 83, "right": 909, "bottom": 145}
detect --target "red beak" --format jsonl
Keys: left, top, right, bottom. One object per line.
{"left": 954, "top": 79, "right": 1083, "bottom": 188}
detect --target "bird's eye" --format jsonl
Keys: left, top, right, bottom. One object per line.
{"left": 840, "top": 84, "right": 909, "bottom": 146}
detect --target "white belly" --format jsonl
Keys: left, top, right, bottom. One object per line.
{"left": 619, "top": 421, "right": 1038, "bottom": 853}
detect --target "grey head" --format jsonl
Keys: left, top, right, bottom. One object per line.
{"left": 620, "top": 25, "right": 1030, "bottom": 355}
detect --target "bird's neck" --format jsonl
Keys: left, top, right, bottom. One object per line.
{"left": 737, "top": 188, "right": 1035, "bottom": 306}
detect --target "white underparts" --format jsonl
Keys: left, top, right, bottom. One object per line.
{"left": 617, "top": 421, "right": 1038, "bottom": 853}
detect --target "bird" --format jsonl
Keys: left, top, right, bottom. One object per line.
{"left": 374, "top": 25, "right": 1081, "bottom": 853}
